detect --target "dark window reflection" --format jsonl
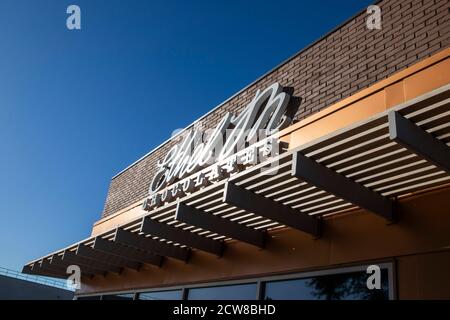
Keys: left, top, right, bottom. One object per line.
{"left": 188, "top": 283, "right": 256, "bottom": 300}
{"left": 76, "top": 295, "right": 101, "bottom": 300}
{"left": 264, "top": 269, "right": 389, "bottom": 300}
{"left": 138, "top": 290, "right": 182, "bottom": 300}
{"left": 102, "top": 293, "right": 134, "bottom": 300}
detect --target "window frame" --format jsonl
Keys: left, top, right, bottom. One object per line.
{"left": 260, "top": 262, "right": 395, "bottom": 300}
{"left": 75, "top": 260, "right": 396, "bottom": 300}
{"left": 136, "top": 288, "right": 184, "bottom": 301}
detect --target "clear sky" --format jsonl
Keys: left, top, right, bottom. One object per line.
{"left": 0, "top": 0, "right": 374, "bottom": 271}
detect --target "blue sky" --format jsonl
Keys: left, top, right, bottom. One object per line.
{"left": 0, "top": 0, "right": 373, "bottom": 271}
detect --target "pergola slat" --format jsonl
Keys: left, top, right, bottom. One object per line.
{"left": 292, "top": 152, "right": 396, "bottom": 221}
{"left": 21, "top": 265, "right": 32, "bottom": 274}
{"left": 175, "top": 202, "right": 266, "bottom": 248}
{"left": 223, "top": 182, "right": 321, "bottom": 237}
{"left": 93, "top": 236, "right": 163, "bottom": 267}
{"left": 22, "top": 86, "right": 450, "bottom": 275}
{"left": 50, "top": 254, "right": 102, "bottom": 276}
{"left": 42, "top": 257, "right": 94, "bottom": 279}
{"left": 114, "top": 228, "right": 191, "bottom": 262}
{"left": 62, "top": 250, "right": 121, "bottom": 274}
{"left": 140, "top": 216, "right": 224, "bottom": 256}
{"left": 30, "top": 260, "right": 70, "bottom": 279}
{"left": 76, "top": 244, "right": 141, "bottom": 271}
{"left": 388, "top": 110, "right": 450, "bottom": 174}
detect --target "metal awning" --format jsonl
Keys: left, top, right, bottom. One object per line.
{"left": 23, "top": 84, "right": 450, "bottom": 279}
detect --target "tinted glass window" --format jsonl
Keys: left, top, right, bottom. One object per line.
{"left": 102, "top": 293, "right": 134, "bottom": 300}
{"left": 188, "top": 283, "right": 256, "bottom": 300}
{"left": 138, "top": 290, "right": 182, "bottom": 300}
{"left": 76, "top": 295, "right": 101, "bottom": 300}
{"left": 264, "top": 268, "right": 389, "bottom": 300}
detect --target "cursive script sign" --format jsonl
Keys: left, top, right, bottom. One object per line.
{"left": 143, "top": 82, "right": 297, "bottom": 211}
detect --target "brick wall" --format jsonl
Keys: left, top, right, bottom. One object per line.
{"left": 101, "top": 0, "right": 450, "bottom": 218}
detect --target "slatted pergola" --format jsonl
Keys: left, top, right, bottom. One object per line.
{"left": 23, "top": 85, "right": 450, "bottom": 280}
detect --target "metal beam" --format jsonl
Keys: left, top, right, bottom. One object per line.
{"left": 50, "top": 254, "right": 103, "bottom": 276}
{"left": 30, "top": 261, "right": 42, "bottom": 272}
{"left": 292, "top": 152, "right": 396, "bottom": 221}
{"left": 42, "top": 257, "right": 94, "bottom": 278}
{"left": 388, "top": 110, "right": 450, "bottom": 174}
{"left": 30, "top": 260, "right": 68, "bottom": 279}
{"left": 223, "top": 182, "right": 321, "bottom": 237}
{"left": 140, "top": 216, "right": 224, "bottom": 256}
{"left": 76, "top": 244, "right": 141, "bottom": 271}
{"left": 40, "top": 258, "right": 69, "bottom": 275}
{"left": 22, "top": 265, "right": 33, "bottom": 275}
{"left": 62, "top": 250, "right": 121, "bottom": 274}
{"left": 175, "top": 202, "right": 266, "bottom": 248}
{"left": 114, "top": 228, "right": 191, "bottom": 262}
{"left": 93, "top": 236, "right": 163, "bottom": 267}
{"left": 34, "top": 259, "right": 54, "bottom": 273}
{"left": 32, "top": 269, "right": 66, "bottom": 279}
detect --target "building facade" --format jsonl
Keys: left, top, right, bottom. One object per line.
{"left": 24, "top": 0, "right": 450, "bottom": 300}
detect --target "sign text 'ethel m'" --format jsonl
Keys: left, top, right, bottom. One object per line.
{"left": 143, "top": 83, "right": 299, "bottom": 211}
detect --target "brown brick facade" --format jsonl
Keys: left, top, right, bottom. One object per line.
{"left": 101, "top": 0, "right": 450, "bottom": 218}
